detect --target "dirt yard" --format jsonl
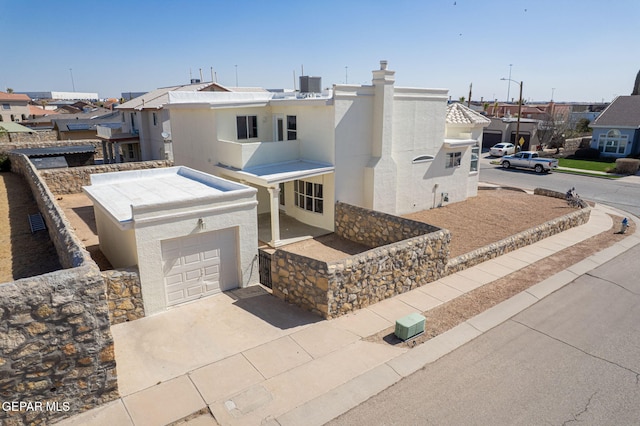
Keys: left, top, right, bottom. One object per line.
{"left": 284, "top": 190, "right": 577, "bottom": 260}
{"left": 0, "top": 172, "right": 61, "bottom": 282}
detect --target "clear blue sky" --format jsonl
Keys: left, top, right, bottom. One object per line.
{"left": 1, "top": 0, "right": 639, "bottom": 103}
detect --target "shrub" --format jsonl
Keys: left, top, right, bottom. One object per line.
{"left": 0, "top": 153, "right": 10, "bottom": 172}
{"left": 614, "top": 158, "right": 640, "bottom": 175}
{"left": 573, "top": 148, "right": 600, "bottom": 160}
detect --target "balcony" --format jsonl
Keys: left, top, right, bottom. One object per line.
{"left": 217, "top": 139, "right": 300, "bottom": 170}
{"left": 96, "top": 124, "right": 138, "bottom": 141}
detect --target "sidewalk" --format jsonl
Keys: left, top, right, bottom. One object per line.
{"left": 56, "top": 204, "right": 640, "bottom": 426}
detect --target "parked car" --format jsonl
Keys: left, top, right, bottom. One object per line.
{"left": 500, "top": 151, "right": 559, "bottom": 173}
{"left": 489, "top": 143, "right": 516, "bottom": 157}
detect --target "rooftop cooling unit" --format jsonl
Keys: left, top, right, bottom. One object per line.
{"left": 299, "top": 76, "right": 321, "bottom": 93}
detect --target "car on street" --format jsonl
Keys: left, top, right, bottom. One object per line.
{"left": 489, "top": 143, "right": 516, "bottom": 157}
{"left": 500, "top": 151, "right": 559, "bottom": 173}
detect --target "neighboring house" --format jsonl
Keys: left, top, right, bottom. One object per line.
{"left": 112, "top": 81, "right": 234, "bottom": 163}
{"left": 0, "top": 91, "right": 30, "bottom": 122}
{"left": 167, "top": 61, "right": 490, "bottom": 247}
{"left": 590, "top": 95, "right": 640, "bottom": 158}
{"left": 52, "top": 112, "right": 121, "bottom": 141}
{"left": 16, "top": 91, "right": 99, "bottom": 101}
{"left": 483, "top": 117, "right": 541, "bottom": 151}
{"left": 83, "top": 166, "right": 258, "bottom": 315}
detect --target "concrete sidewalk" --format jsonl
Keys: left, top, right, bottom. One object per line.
{"left": 56, "top": 204, "right": 640, "bottom": 426}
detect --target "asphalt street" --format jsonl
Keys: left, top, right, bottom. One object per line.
{"left": 329, "top": 234, "right": 640, "bottom": 426}
{"left": 478, "top": 153, "right": 640, "bottom": 217}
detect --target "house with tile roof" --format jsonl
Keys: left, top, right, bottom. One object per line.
{"left": 0, "top": 91, "right": 30, "bottom": 123}
{"left": 166, "top": 61, "right": 490, "bottom": 247}
{"left": 590, "top": 95, "right": 640, "bottom": 158}
{"left": 107, "top": 82, "right": 233, "bottom": 164}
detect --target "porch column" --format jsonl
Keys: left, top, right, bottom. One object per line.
{"left": 101, "top": 140, "right": 108, "bottom": 163}
{"left": 114, "top": 142, "right": 122, "bottom": 163}
{"left": 267, "top": 186, "right": 281, "bottom": 247}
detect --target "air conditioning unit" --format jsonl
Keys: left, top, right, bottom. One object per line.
{"left": 394, "top": 312, "right": 426, "bottom": 341}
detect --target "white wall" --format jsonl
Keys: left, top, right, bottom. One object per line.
{"left": 171, "top": 108, "right": 219, "bottom": 174}
{"left": 93, "top": 206, "right": 137, "bottom": 268}
{"left": 132, "top": 189, "right": 258, "bottom": 316}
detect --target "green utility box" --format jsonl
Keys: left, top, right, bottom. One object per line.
{"left": 394, "top": 312, "right": 426, "bottom": 341}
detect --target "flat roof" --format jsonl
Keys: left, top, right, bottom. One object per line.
{"left": 83, "top": 166, "right": 255, "bottom": 227}
{"left": 12, "top": 145, "right": 95, "bottom": 156}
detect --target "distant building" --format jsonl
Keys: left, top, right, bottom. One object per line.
{"left": 0, "top": 91, "right": 30, "bottom": 122}
{"left": 16, "top": 91, "right": 99, "bottom": 101}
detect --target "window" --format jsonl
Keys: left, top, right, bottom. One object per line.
{"left": 152, "top": 112, "right": 157, "bottom": 126}
{"left": 446, "top": 152, "right": 462, "bottom": 168}
{"left": 294, "top": 180, "right": 323, "bottom": 214}
{"left": 286, "top": 115, "right": 297, "bottom": 140}
{"left": 597, "top": 129, "right": 628, "bottom": 154}
{"left": 470, "top": 147, "right": 479, "bottom": 172}
{"left": 121, "top": 113, "right": 125, "bottom": 122}
{"left": 236, "top": 115, "right": 258, "bottom": 140}
{"left": 2, "top": 104, "right": 9, "bottom": 110}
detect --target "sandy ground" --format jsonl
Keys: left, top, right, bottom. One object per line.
{"left": 0, "top": 172, "right": 61, "bottom": 282}
{"left": 284, "top": 190, "right": 576, "bottom": 260}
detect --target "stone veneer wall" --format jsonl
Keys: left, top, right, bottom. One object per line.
{"left": 0, "top": 130, "right": 57, "bottom": 144}
{"left": 39, "top": 160, "right": 172, "bottom": 195}
{"left": 272, "top": 203, "right": 451, "bottom": 318}
{"left": 447, "top": 189, "right": 591, "bottom": 273}
{"left": 102, "top": 268, "right": 145, "bottom": 325}
{"left": 1, "top": 154, "right": 118, "bottom": 425}
{"left": 273, "top": 194, "right": 591, "bottom": 319}
{"left": 334, "top": 201, "right": 441, "bottom": 246}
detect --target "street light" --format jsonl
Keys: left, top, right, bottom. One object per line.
{"left": 500, "top": 77, "right": 523, "bottom": 150}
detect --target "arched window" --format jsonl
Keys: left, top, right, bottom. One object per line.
{"left": 598, "top": 129, "right": 627, "bottom": 154}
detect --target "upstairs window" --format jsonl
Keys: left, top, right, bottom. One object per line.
{"left": 152, "top": 112, "right": 157, "bottom": 126}
{"left": 2, "top": 103, "right": 10, "bottom": 110}
{"left": 470, "top": 147, "right": 479, "bottom": 172}
{"left": 286, "top": 115, "right": 297, "bottom": 140}
{"left": 237, "top": 115, "right": 258, "bottom": 140}
{"left": 446, "top": 152, "right": 462, "bottom": 168}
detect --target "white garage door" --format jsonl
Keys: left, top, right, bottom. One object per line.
{"left": 161, "top": 228, "right": 239, "bottom": 307}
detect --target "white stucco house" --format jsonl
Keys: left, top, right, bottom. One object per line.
{"left": 166, "top": 61, "right": 490, "bottom": 247}
{"left": 83, "top": 166, "right": 258, "bottom": 315}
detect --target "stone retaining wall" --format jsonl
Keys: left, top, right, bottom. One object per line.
{"left": 335, "top": 201, "right": 441, "bottom": 247}
{"left": 273, "top": 193, "right": 591, "bottom": 319}
{"left": 272, "top": 203, "right": 451, "bottom": 318}
{"left": 447, "top": 190, "right": 591, "bottom": 273}
{"left": 103, "top": 268, "right": 145, "bottom": 325}
{"left": 0, "top": 130, "right": 57, "bottom": 144}
{"left": 1, "top": 154, "right": 118, "bottom": 424}
{"left": 39, "top": 160, "right": 172, "bottom": 195}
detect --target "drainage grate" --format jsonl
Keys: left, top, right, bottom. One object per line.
{"left": 28, "top": 213, "right": 46, "bottom": 233}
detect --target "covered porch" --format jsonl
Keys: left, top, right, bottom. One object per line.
{"left": 216, "top": 159, "right": 334, "bottom": 247}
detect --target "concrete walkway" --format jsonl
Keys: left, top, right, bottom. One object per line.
{"left": 56, "top": 204, "right": 640, "bottom": 426}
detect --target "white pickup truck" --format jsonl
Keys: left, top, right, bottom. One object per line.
{"left": 500, "top": 151, "right": 559, "bottom": 173}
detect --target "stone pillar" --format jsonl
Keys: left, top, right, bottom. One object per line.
{"left": 267, "top": 186, "right": 281, "bottom": 247}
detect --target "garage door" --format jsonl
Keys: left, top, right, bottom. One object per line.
{"left": 161, "top": 228, "right": 239, "bottom": 307}
{"left": 483, "top": 131, "right": 502, "bottom": 149}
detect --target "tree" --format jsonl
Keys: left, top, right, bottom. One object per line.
{"left": 575, "top": 118, "right": 592, "bottom": 134}
{"left": 6, "top": 88, "right": 13, "bottom": 94}
{"left": 537, "top": 110, "right": 572, "bottom": 153}
{"left": 458, "top": 96, "right": 465, "bottom": 103}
